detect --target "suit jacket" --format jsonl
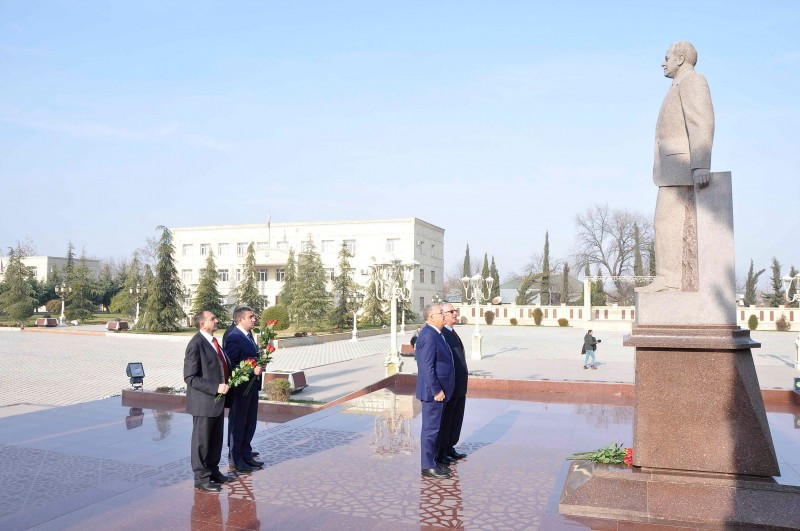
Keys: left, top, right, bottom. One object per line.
{"left": 653, "top": 68, "right": 714, "bottom": 187}
{"left": 184, "top": 332, "right": 227, "bottom": 417}
{"left": 442, "top": 326, "right": 468, "bottom": 397}
{"left": 224, "top": 327, "right": 261, "bottom": 396}
{"left": 415, "top": 324, "right": 455, "bottom": 402}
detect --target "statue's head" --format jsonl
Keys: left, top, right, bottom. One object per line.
{"left": 662, "top": 41, "right": 697, "bottom": 78}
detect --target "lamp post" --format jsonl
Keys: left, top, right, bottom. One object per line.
{"left": 462, "top": 274, "right": 494, "bottom": 360}
{"left": 347, "top": 291, "right": 365, "bottom": 342}
{"left": 432, "top": 293, "right": 442, "bottom": 304}
{"left": 56, "top": 283, "right": 70, "bottom": 325}
{"left": 370, "top": 259, "right": 416, "bottom": 376}
{"left": 130, "top": 283, "right": 146, "bottom": 327}
{"left": 782, "top": 273, "right": 800, "bottom": 370}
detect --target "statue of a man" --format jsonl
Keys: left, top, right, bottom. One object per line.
{"left": 639, "top": 41, "right": 714, "bottom": 293}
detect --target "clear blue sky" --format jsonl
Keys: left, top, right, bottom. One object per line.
{"left": 1, "top": 1, "right": 798, "bottom": 283}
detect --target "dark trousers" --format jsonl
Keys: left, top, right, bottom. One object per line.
{"left": 420, "top": 400, "right": 444, "bottom": 469}
{"left": 230, "top": 388, "right": 259, "bottom": 465}
{"left": 448, "top": 395, "right": 466, "bottom": 450}
{"left": 437, "top": 398, "right": 457, "bottom": 461}
{"left": 191, "top": 413, "right": 224, "bottom": 482}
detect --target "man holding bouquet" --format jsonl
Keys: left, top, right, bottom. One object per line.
{"left": 225, "top": 305, "right": 264, "bottom": 472}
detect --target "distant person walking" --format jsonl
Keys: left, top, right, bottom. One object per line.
{"left": 582, "top": 330, "right": 600, "bottom": 370}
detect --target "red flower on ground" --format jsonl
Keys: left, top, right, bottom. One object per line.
{"left": 623, "top": 448, "right": 633, "bottom": 467}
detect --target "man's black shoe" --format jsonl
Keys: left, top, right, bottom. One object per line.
{"left": 195, "top": 481, "right": 222, "bottom": 492}
{"left": 244, "top": 458, "right": 264, "bottom": 468}
{"left": 421, "top": 468, "right": 450, "bottom": 479}
{"left": 210, "top": 471, "right": 233, "bottom": 483}
{"left": 435, "top": 461, "right": 451, "bottom": 471}
{"left": 251, "top": 451, "right": 260, "bottom": 458}
{"left": 232, "top": 463, "right": 254, "bottom": 473}
{"left": 447, "top": 449, "right": 467, "bottom": 460}
{"left": 439, "top": 455, "right": 454, "bottom": 465}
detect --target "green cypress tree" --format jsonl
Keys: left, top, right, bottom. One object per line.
{"left": 110, "top": 253, "right": 142, "bottom": 317}
{"left": 648, "top": 242, "right": 656, "bottom": 276}
{"left": 192, "top": 250, "right": 228, "bottom": 322}
{"left": 633, "top": 223, "right": 644, "bottom": 286}
{"left": 461, "top": 244, "right": 471, "bottom": 303}
{"left": 490, "top": 255, "right": 500, "bottom": 299}
{"left": 96, "top": 263, "right": 121, "bottom": 311}
{"left": 237, "top": 242, "right": 265, "bottom": 313}
{"left": 360, "top": 271, "right": 387, "bottom": 325}
{"left": 540, "top": 232, "right": 551, "bottom": 305}
{"left": 293, "top": 238, "right": 331, "bottom": 330}
{"left": 561, "top": 263, "right": 570, "bottom": 305}
{"left": 787, "top": 266, "right": 798, "bottom": 308}
{"left": 0, "top": 246, "right": 38, "bottom": 326}
{"left": 764, "top": 257, "right": 783, "bottom": 307}
{"left": 65, "top": 254, "right": 96, "bottom": 322}
{"left": 279, "top": 248, "right": 298, "bottom": 322}
{"left": 592, "top": 266, "right": 607, "bottom": 306}
{"left": 141, "top": 263, "right": 154, "bottom": 309}
{"left": 743, "top": 259, "right": 765, "bottom": 306}
{"left": 64, "top": 241, "right": 76, "bottom": 283}
{"left": 140, "top": 226, "right": 186, "bottom": 332}
{"left": 329, "top": 242, "right": 359, "bottom": 329}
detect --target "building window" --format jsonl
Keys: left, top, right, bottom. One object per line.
{"left": 182, "top": 270, "right": 193, "bottom": 283}
{"left": 256, "top": 241, "right": 268, "bottom": 251}
{"left": 218, "top": 269, "right": 229, "bottom": 282}
{"left": 431, "top": 243, "right": 436, "bottom": 258}
{"left": 321, "top": 240, "right": 334, "bottom": 253}
{"left": 325, "top": 268, "right": 334, "bottom": 281}
{"left": 237, "top": 242, "right": 247, "bottom": 255}
{"left": 431, "top": 270, "right": 435, "bottom": 284}
{"left": 344, "top": 239, "right": 356, "bottom": 255}
{"left": 29, "top": 267, "right": 38, "bottom": 278}
{"left": 301, "top": 240, "right": 313, "bottom": 253}
{"left": 235, "top": 269, "right": 241, "bottom": 282}
{"left": 419, "top": 269, "right": 425, "bottom": 283}
{"left": 278, "top": 269, "right": 286, "bottom": 281}
{"left": 386, "top": 238, "right": 399, "bottom": 253}
{"left": 218, "top": 243, "right": 229, "bottom": 256}
{"left": 276, "top": 241, "right": 288, "bottom": 250}
{"left": 419, "top": 297, "right": 424, "bottom": 311}
{"left": 182, "top": 244, "right": 193, "bottom": 256}
{"left": 258, "top": 269, "right": 268, "bottom": 282}
{"left": 200, "top": 244, "right": 210, "bottom": 256}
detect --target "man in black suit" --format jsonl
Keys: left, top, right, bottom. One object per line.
{"left": 224, "top": 305, "right": 264, "bottom": 473}
{"left": 439, "top": 303, "right": 468, "bottom": 463}
{"left": 184, "top": 310, "right": 232, "bottom": 492}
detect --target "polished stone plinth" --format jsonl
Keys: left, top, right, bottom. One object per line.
{"left": 625, "top": 324, "right": 779, "bottom": 477}
{"left": 1, "top": 377, "right": 799, "bottom": 530}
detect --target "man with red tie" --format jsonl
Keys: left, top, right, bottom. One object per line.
{"left": 184, "top": 311, "right": 232, "bottom": 492}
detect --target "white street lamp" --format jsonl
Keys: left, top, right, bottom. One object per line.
{"left": 782, "top": 274, "right": 800, "bottom": 370}
{"left": 129, "top": 283, "right": 146, "bottom": 328}
{"left": 56, "top": 283, "right": 70, "bottom": 326}
{"left": 371, "top": 259, "right": 416, "bottom": 376}
{"left": 347, "top": 292, "right": 365, "bottom": 342}
{"left": 462, "top": 274, "right": 494, "bottom": 360}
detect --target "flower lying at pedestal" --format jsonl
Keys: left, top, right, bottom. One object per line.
{"left": 567, "top": 443, "right": 633, "bottom": 466}
{"left": 215, "top": 359, "right": 256, "bottom": 401}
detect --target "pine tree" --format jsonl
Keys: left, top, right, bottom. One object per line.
{"left": 329, "top": 242, "right": 360, "bottom": 329}
{"left": 490, "top": 255, "right": 500, "bottom": 299}
{"left": 360, "top": 272, "right": 387, "bottom": 325}
{"left": 141, "top": 264, "right": 155, "bottom": 309}
{"left": 648, "top": 242, "right": 656, "bottom": 276}
{"left": 237, "top": 242, "right": 265, "bottom": 313}
{"left": 64, "top": 241, "right": 76, "bottom": 283}
{"left": 110, "top": 253, "right": 141, "bottom": 317}
{"left": 96, "top": 263, "right": 121, "bottom": 311}
{"left": 540, "top": 232, "right": 551, "bottom": 305}
{"left": 764, "top": 257, "right": 784, "bottom": 307}
{"left": 592, "top": 266, "right": 607, "bottom": 306}
{"left": 561, "top": 263, "right": 570, "bottom": 305}
{"left": 633, "top": 223, "right": 644, "bottom": 286}
{"left": 65, "top": 254, "right": 96, "bottom": 322}
{"left": 140, "top": 226, "right": 186, "bottom": 332}
{"left": 192, "top": 250, "right": 228, "bottom": 322}
{"left": 0, "top": 246, "right": 38, "bottom": 326}
{"left": 293, "top": 238, "right": 332, "bottom": 330}
{"left": 279, "top": 248, "right": 298, "bottom": 322}
{"left": 788, "top": 266, "right": 798, "bottom": 308}
{"left": 743, "top": 259, "right": 765, "bottom": 307}
{"left": 462, "top": 244, "right": 471, "bottom": 303}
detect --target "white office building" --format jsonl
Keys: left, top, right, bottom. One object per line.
{"left": 0, "top": 255, "right": 101, "bottom": 284}
{"left": 171, "top": 218, "right": 445, "bottom": 312}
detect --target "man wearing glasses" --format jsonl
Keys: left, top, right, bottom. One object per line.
{"left": 415, "top": 303, "right": 455, "bottom": 479}
{"left": 440, "top": 303, "right": 468, "bottom": 463}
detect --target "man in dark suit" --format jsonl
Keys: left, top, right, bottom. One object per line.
{"left": 184, "top": 310, "right": 232, "bottom": 492}
{"left": 440, "top": 303, "right": 468, "bottom": 462}
{"left": 224, "top": 305, "right": 264, "bottom": 473}
{"left": 415, "top": 303, "right": 455, "bottom": 479}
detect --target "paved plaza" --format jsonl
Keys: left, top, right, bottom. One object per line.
{"left": 1, "top": 325, "right": 798, "bottom": 412}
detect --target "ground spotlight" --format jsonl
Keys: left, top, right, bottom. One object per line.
{"left": 126, "top": 362, "right": 145, "bottom": 390}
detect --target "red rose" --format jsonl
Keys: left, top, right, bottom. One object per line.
{"left": 623, "top": 448, "right": 633, "bottom": 466}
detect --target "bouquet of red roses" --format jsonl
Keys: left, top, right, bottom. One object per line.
{"left": 253, "top": 319, "right": 278, "bottom": 367}
{"left": 215, "top": 359, "right": 257, "bottom": 401}
{"left": 567, "top": 443, "right": 633, "bottom": 466}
